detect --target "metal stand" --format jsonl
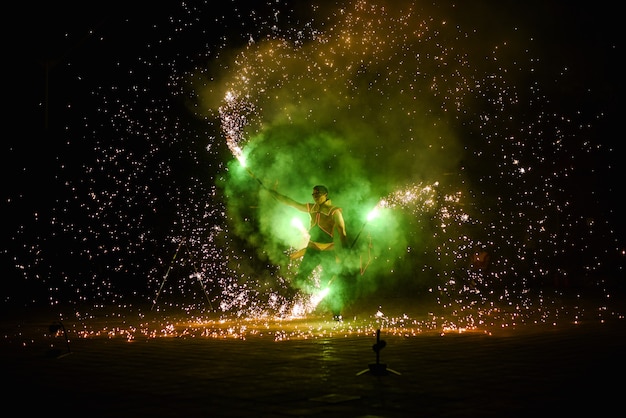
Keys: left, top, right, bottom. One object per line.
{"left": 356, "top": 329, "right": 401, "bottom": 376}
{"left": 151, "top": 238, "right": 213, "bottom": 310}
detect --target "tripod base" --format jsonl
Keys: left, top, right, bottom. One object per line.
{"left": 356, "top": 363, "right": 401, "bottom": 376}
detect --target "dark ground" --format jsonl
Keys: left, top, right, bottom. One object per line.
{"left": 2, "top": 296, "right": 625, "bottom": 418}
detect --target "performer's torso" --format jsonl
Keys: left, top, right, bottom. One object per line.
{"left": 307, "top": 203, "right": 339, "bottom": 244}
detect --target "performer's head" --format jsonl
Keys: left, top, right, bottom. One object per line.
{"left": 312, "top": 185, "right": 329, "bottom": 203}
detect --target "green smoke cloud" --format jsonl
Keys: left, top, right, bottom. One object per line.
{"left": 200, "top": 1, "right": 476, "bottom": 298}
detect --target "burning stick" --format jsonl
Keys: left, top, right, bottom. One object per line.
{"left": 228, "top": 139, "right": 266, "bottom": 188}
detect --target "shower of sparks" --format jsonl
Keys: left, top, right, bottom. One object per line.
{"left": 377, "top": 183, "right": 439, "bottom": 212}
{"left": 219, "top": 90, "right": 254, "bottom": 161}
{"left": 5, "top": 1, "right": 622, "bottom": 334}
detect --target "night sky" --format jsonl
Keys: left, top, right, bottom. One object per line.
{"left": 4, "top": 1, "right": 624, "bottom": 316}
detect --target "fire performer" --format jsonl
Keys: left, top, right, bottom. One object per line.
{"left": 269, "top": 185, "right": 349, "bottom": 320}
